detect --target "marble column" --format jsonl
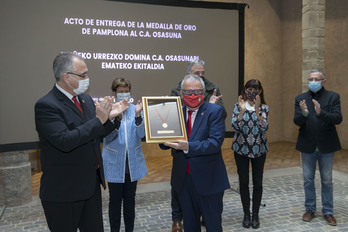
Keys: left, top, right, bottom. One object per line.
{"left": 0, "top": 151, "right": 32, "bottom": 207}
{"left": 302, "top": 0, "right": 326, "bottom": 92}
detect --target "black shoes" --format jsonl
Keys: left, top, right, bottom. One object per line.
{"left": 242, "top": 213, "right": 251, "bottom": 228}
{"left": 251, "top": 213, "right": 260, "bottom": 229}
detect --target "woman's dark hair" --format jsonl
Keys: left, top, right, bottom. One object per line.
{"left": 241, "top": 79, "right": 266, "bottom": 104}
{"left": 111, "top": 77, "right": 131, "bottom": 92}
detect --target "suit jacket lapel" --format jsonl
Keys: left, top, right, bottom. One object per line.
{"left": 77, "top": 95, "right": 92, "bottom": 120}
{"left": 183, "top": 106, "right": 188, "bottom": 139}
{"left": 183, "top": 106, "right": 187, "bottom": 122}
{"left": 184, "top": 102, "right": 207, "bottom": 141}
{"left": 190, "top": 102, "right": 207, "bottom": 140}
{"left": 53, "top": 86, "right": 85, "bottom": 118}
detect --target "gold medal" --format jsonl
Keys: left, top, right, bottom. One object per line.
{"left": 155, "top": 104, "right": 171, "bottom": 129}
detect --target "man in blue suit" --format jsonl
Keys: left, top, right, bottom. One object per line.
{"left": 163, "top": 74, "right": 230, "bottom": 232}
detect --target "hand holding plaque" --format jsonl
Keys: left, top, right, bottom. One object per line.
{"left": 164, "top": 140, "right": 189, "bottom": 151}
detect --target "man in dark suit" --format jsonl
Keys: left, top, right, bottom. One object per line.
{"left": 35, "top": 53, "right": 129, "bottom": 232}
{"left": 294, "top": 69, "right": 342, "bottom": 226}
{"left": 169, "top": 59, "right": 226, "bottom": 231}
{"left": 163, "top": 74, "right": 230, "bottom": 232}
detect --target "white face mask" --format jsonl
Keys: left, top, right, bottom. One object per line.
{"left": 68, "top": 74, "right": 89, "bottom": 95}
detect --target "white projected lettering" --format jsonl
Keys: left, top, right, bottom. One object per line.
{"left": 65, "top": 16, "right": 200, "bottom": 70}
{"left": 95, "top": 19, "right": 127, "bottom": 27}
{"left": 152, "top": 31, "right": 182, "bottom": 38}
{"left": 145, "top": 22, "right": 174, "bottom": 30}
{"left": 64, "top": 17, "right": 84, "bottom": 25}
{"left": 73, "top": 51, "right": 199, "bottom": 70}
{"left": 65, "top": 17, "right": 193, "bottom": 40}
{"left": 89, "top": 28, "right": 127, "bottom": 36}
{"left": 93, "top": 53, "right": 123, "bottom": 60}
{"left": 101, "top": 62, "right": 132, "bottom": 69}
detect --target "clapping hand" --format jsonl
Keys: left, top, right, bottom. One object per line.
{"left": 135, "top": 100, "right": 143, "bottom": 117}
{"left": 96, "top": 96, "right": 113, "bottom": 124}
{"left": 312, "top": 99, "right": 321, "bottom": 115}
{"left": 110, "top": 98, "right": 130, "bottom": 119}
{"left": 237, "top": 95, "right": 246, "bottom": 120}
{"left": 209, "top": 89, "right": 223, "bottom": 104}
{"left": 299, "top": 100, "right": 308, "bottom": 114}
{"left": 255, "top": 95, "right": 261, "bottom": 109}
{"left": 238, "top": 95, "right": 245, "bottom": 111}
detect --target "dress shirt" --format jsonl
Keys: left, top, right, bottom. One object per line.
{"left": 55, "top": 83, "right": 78, "bottom": 103}
{"left": 184, "top": 108, "right": 198, "bottom": 154}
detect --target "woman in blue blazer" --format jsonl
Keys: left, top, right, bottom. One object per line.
{"left": 102, "top": 78, "right": 148, "bottom": 232}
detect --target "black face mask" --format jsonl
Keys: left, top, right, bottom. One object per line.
{"left": 246, "top": 91, "right": 257, "bottom": 101}
{"left": 198, "top": 75, "right": 205, "bottom": 81}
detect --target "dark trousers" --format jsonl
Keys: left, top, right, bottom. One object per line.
{"left": 41, "top": 173, "right": 103, "bottom": 232}
{"left": 234, "top": 152, "right": 266, "bottom": 214}
{"left": 179, "top": 173, "right": 224, "bottom": 232}
{"left": 108, "top": 174, "right": 138, "bottom": 232}
{"left": 171, "top": 188, "right": 183, "bottom": 221}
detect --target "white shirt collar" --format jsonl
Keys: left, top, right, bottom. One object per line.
{"left": 55, "top": 83, "right": 75, "bottom": 102}
{"left": 245, "top": 101, "right": 255, "bottom": 111}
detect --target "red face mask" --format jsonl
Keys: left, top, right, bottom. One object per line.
{"left": 183, "top": 94, "right": 204, "bottom": 109}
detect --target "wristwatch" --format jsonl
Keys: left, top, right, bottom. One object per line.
{"left": 258, "top": 111, "right": 262, "bottom": 117}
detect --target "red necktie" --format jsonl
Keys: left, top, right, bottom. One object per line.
{"left": 72, "top": 96, "right": 96, "bottom": 168}
{"left": 187, "top": 110, "right": 193, "bottom": 139}
{"left": 72, "top": 96, "right": 84, "bottom": 114}
{"left": 186, "top": 110, "right": 194, "bottom": 174}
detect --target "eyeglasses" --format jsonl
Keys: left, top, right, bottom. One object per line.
{"left": 182, "top": 89, "right": 204, "bottom": 95}
{"left": 67, "top": 72, "right": 88, "bottom": 78}
{"left": 308, "top": 78, "right": 324, "bottom": 82}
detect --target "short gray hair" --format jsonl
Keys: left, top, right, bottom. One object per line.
{"left": 53, "top": 52, "right": 84, "bottom": 81}
{"left": 310, "top": 69, "right": 326, "bottom": 79}
{"left": 181, "top": 74, "right": 205, "bottom": 90}
{"left": 186, "top": 59, "right": 205, "bottom": 73}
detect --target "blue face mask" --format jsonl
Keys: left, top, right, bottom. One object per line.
{"left": 116, "top": 92, "right": 131, "bottom": 102}
{"left": 308, "top": 81, "right": 322, "bottom": 92}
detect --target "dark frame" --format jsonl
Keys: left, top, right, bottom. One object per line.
{"left": 0, "top": 0, "right": 246, "bottom": 152}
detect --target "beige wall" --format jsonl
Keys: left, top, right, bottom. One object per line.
{"left": 325, "top": 0, "right": 348, "bottom": 148}
{"left": 281, "top": 0, "right": 302, "bottom": 142}
{"left": 200, "top": 0, "right": 348, "bottom": 149}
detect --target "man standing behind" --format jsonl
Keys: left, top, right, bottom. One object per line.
{"left": 294, "top": 69, "right": 342, "bottom": 226}
{"left": 171, "top": 59, "right": 225, "bottom": 109}
{"left": 35, "top": 53, "right": 129, "bottom": 232}
{"left": 163, "top": 74, "right": 230, "bottom": 232}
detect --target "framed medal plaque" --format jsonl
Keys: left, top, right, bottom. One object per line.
{"left": 142, "top": 96, "right": 187, "bottom": 143}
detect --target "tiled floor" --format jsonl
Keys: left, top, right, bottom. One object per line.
{"left": 5, "top": 167, "right": 348, "bottom": 231}
{"left": 3, "top": 141, "right": 347, "bottom": 232}
{"left": 31, "top": 141, "right": 348, "bottom": 195}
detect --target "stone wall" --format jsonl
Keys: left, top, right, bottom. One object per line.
{"left": 200, "top": 0, "right": 348, "bottom": 148}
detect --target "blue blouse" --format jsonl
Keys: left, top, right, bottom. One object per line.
{"left": 231, "top": 103, "right": 269, "bottom": 158}
{"left": 102, "top": 104, "right": 148, "bottom": 183}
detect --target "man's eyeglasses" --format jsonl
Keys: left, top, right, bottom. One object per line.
{"left": 182, "top": 89, "right": 204, "bottom": 95}
{"left": 67, "top": 72, "right": 88, "bottom": 78}
{"left": 308, "top": 78, "right": 324, "bottom": 82}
